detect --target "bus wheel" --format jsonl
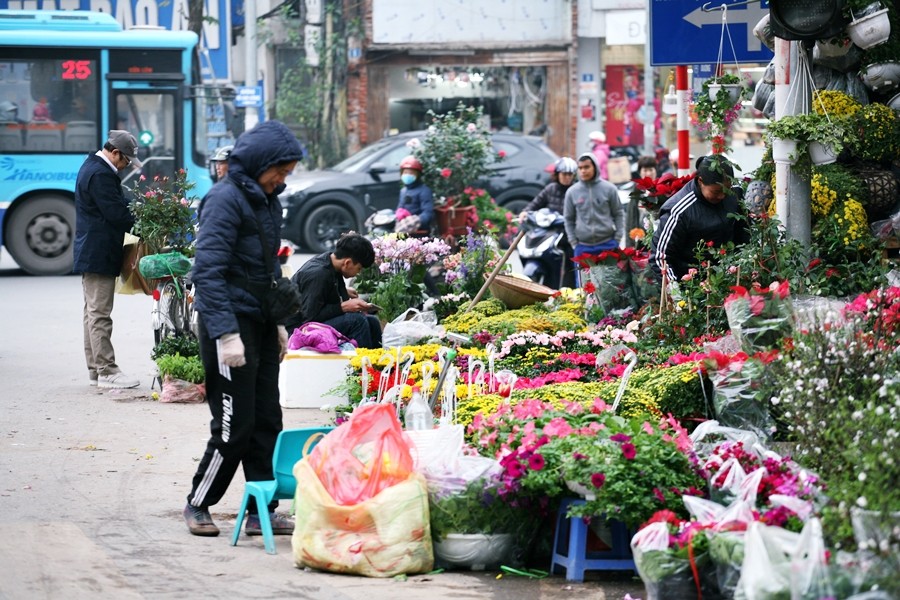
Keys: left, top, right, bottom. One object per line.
{"left": 5, "top": 195, "right": 75, "bottom": 276}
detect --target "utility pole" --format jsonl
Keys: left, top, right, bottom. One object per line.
{"left": 642, "top": 2, "right": 656, "bottom": 159}
{"left": 773, "top": 38, "right": 811, "bottom": 245}
{"left": 243, "top": 0, "right": 259, "bottom": 132}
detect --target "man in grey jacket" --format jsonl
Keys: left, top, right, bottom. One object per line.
{"left": 563, "top": 152, "right": 625, "bottom": 259}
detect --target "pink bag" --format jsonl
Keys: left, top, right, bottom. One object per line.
{"left": 288, "top": 322, "right": 356, "bottom": 353}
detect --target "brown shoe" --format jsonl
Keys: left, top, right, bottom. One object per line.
{"left": 245, "top": 512, "right": 294, "bottom": 536}
{"left": 184, "top": 503, "right": 220, "bottom": 537}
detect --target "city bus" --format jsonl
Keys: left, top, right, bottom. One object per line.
{"left": 0, "top": 9, "right": 215, "bottom": 275}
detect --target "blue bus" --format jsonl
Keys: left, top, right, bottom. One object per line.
{"left": 0, "top": 9, "right": 215, "bottom": 275}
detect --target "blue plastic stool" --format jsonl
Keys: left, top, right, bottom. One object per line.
{"left": 549, "top": 498, "right": 636, "bottom": 582}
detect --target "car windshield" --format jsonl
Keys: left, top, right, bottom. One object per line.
{"left": 330, "top": 137, "right": 403, "bottom": 172}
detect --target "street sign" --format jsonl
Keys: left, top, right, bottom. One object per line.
{"left": 234, "top": 86, "right": 263, "bottom": 109}
{"left": 650, "top": 0, "right": 774, "bottom": 66}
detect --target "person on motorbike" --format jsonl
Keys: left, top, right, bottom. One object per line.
{"left": 519, "top": 156, "right": 578, "bottom": 288}
{"left": 210, "top": 145, "right": 233, "bottom": 183}
{"left": 395, "top": 155, "right": 434, "bottom": 235}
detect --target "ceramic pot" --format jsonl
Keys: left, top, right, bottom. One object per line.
{"left": 860, "top": 61, "right": 900, "bottom": 93}
{"left": 848, "top": 8, "right": 891, "bottom": 49}
{"left": 771, "top": 138, "right": 799, "bottom": 165}
{"left": 707, "top": 83, "right": 744, "bottom": 106}
{"left": 809, "top": 141, "right": 838, "bottom": 165}
{"left": 432, "top": 533, "right": 514, "bottom": 571}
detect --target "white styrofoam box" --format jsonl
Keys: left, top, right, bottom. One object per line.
{"left": 278, "top": 350, "right": 356, "bottom": 409}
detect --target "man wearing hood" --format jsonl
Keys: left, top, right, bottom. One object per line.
{"left": 563, "top": 152, "right": 625, "bottom": 260}
{"left": 183, "top": 121, "right": 304, "bottom": 538}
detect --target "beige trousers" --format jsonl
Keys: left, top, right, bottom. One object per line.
{"left": 82, "top": 273, "right": 119, "bottom": 379}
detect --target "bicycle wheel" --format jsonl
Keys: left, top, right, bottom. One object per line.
{"left": 154, "top": 279, "right": 184, "bottom": 345}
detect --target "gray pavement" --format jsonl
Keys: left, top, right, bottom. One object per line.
{"left": 0, "top": 253, "right": 644, "bottom": 599}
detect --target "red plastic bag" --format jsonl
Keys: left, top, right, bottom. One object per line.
{"left": 307, "top": 403, "right": 414, "bottom": 506}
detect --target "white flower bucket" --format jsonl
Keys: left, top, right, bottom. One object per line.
{"left": 860, "top": 61, "right": 900, "bottom": 93}
{"left": 809, "top": 141, "right": 838, "bottom": 165}
{"left": 848, "top": 8, "right": 891, "bottom": 49}
{"left": 815, "top": 39, "right": 852, "bottom": 57}
{"left": 708, "top": 83, "right": 744, "bottom": 106}
{"left": 433, "top": 533, "right": 515, "bottom": 571}
{"left": 771, "top": 138, "right": 799, "bottom": 165}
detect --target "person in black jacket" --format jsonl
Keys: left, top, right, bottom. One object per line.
{"left": 650, "top": 155, "right": 749, "bottom": 284}
{"left": 286, "top": 233, "right": 381, "bottom": 349}
{"left": 73, "top": 130, "right": 142, "bottom": 389}
{"left": 183, "top": 120, "right": 303, "bottom": 538}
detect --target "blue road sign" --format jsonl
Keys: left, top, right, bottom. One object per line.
{"left": 650, "top": 0, "right": 774, "bottom": 66}
{"left": 234, "top": 86, "right": 263, "bottom": 108}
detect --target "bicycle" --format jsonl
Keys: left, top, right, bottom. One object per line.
{"left": 152, "top": 271, "right": 195, "bottom": 345}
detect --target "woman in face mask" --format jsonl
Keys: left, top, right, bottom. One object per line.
{"left": 395, "top": 155, "right": 434, "bottom": 235}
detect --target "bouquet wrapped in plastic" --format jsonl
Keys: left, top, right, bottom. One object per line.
{"left": 724, "top": 281, "right": 794, "bottom": 353}
{"left": 702, "top": 351, "right": 778, "bottom": 438}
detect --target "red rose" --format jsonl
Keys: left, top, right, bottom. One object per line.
{"left": 440, "top": 168, "right": 452, "bottom": 178}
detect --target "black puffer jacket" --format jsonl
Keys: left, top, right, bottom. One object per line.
{"left": 193, "top": 121, "right": 304, "bottom": 340}
{"left": 524, "top": 181, "right": 570, "bottom": 214}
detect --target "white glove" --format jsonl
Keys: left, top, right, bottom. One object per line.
{"left": 218, "top": 333, "right": 246, "bottom": 368}
{"left": 277, "top": 325, "right": 288, "bottom": 362}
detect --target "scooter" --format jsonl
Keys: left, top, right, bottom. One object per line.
{"left": 518, "top": 209, "right": 570, "bottom": 289}
{"left": 364, "top": 208, "right": 396, "bottom": 239}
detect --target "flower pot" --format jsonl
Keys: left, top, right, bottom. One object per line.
{"left": 847, "top": 8, "right": 891, "bottom": 49}
{"left": 860, "top": 61, "right": 900, "bottom": 93}
{"left": 771, "top": 137, "right": 799, "bottom": 165}
{"left": 809, "top": 141, "right": 837, "bottom": 165}
{"left": 432, "top": 533, "right": 514, "bottom": 571}
{"left": 565, "top": 480, "right": 597, "bottom": 501}
{"left": 815, "top": 39, "right": 852, "bottom": 57}
{"left": 707, "top": 83, "right": 743, "bottom": 106}
{"left": 434, "top": 204, "right": 477, "bottom": 237}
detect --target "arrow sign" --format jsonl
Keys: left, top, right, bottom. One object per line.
{"left": 650, "top": 0, "right": 774, "bottom": 67}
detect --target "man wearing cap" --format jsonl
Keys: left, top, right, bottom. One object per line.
{"left": 73, "top": 130, "right": 142, "bottom": 389}
{"left": 650, "top": 155, "right": 749, "bottom": 284}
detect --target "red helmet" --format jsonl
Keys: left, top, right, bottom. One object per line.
{"left": 400, "top": 156, "right": 423, "bottom": 171}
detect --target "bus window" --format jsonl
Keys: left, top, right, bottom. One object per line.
{"left": 114, "top": 91, "right": 177, "bottom": 184}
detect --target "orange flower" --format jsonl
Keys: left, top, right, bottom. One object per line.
{"left": 629, "top": 228, "right": 645, "bottom": 241}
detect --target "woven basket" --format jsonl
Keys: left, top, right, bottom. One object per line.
{"left": 858, "top": 167, "right": 899, "bottom": 218}
{"left": 487, "top": 274, "right": 554, "bottom": 309}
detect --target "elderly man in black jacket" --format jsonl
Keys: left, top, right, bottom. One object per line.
{"left": 184, "top": 120, "right": 303, "bottom": 538}
{"left": 73, "top": 130, "right": 142, "bottom": 389}
{"left": 286, "top": 232, "right": 381, "bottom": 349}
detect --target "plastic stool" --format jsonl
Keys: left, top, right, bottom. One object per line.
{"left": 549, "top": 498, "right": 636, "bottom": 582}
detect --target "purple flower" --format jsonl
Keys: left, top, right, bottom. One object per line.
{"left": 621, "top": 442, "right": 637, "bottom": 460}
{"left": 528, "top": 453, "right": 546, "bottom": 471}
{"left": 610, "top": 433, "right": 631, "bottom": 443}
{"left": 590, "top": 472, "right": 606, "bottom": 489}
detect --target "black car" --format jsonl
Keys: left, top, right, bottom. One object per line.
{"left": 279, "top": 131, "right": 559, "bottom": 252}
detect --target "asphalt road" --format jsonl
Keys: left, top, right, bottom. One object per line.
{"left": 0, "top": 251, "right": 644, "bottom": 599}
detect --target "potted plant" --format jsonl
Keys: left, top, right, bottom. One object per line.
{"left": 128, "top": 169, "right": 198, "bottom": 256}
{"left": 429, "top": 474, "right": 528, "bottom": 570}
{"left": 766, "top": 112, "right": 847, "bottom": 166}
{"left": 693, "top": 74, "right": 750, "bottom": 142}
{"left": 846, "top": 0, "right": 892, "bottom": 49}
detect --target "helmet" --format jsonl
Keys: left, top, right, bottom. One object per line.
{"left": 554, "top": 157, "right": 578, "bottom": 174}
{"left": 399, "top": 155, "right": 423, "bottom": 171}
{"left": 0, "top": 100, "right": 18, "bottom": 121}
{"left": 212, "top": 145, "right": 233, "bottom": 162}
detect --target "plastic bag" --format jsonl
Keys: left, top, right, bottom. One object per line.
{"left": 739, "top": 522, "right": 800, "bottom": 600}
{"left": 631, "top": 522, "right": 722, "bottom": 599}
{"left": 724, "top": 285, "right": 794, "bottom": 353}
{"left": 707, "top": 359, "right": 775, "bottom": 439}
{"left": 689, "top": 420, "right": 761, "bottom": 464}
{"left": 791, "top": 517, "right": 834, "bottom": 600}
{"left": 288, "top": 321, "right": 356, "bottom": 353}
{"left": 306, "top": 403, "right": 414, "bottom": 506}
{"left": 588, "top": 263, "right": 632, "bottom": 313}
{"left": 159, "top": 375, "right": 205, "bottom": 403}
{"left": 381, "top": 309, "right": 440, "bottom": 348}
{"left": 117, "top": 233, "right": 157, "bottom": 296}
{"left": 138, "top": 251, "right": 191, "bottom": 280}
{"left": 291, "top": 458, "right": 433, "bottom": 577}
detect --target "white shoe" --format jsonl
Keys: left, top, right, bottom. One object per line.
{"left": 97, "top": 372, "right": 140, "bottom": 389}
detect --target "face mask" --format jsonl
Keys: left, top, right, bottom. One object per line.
{"left": 401, "top": 174, "right": 417, "bottom": 186}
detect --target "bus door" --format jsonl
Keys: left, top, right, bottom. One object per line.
{"left": 110, "top": 83, "right": 181, "bottom": 189}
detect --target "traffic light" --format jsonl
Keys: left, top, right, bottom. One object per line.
{"left": 768, "top": 0, "right": 849, "bottom": 41}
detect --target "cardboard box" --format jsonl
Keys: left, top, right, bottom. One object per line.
{"left": 278, "top": 350, "right": 356, "bottom": 409}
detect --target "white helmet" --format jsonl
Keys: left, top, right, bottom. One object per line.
{"left": 0, "top": 100, "right": 18, "bottom": 121}
{"left": 212, "top": 144, "right": 233, "bottom": 162}
{"left": 554, "top": 157, "right": 578, "bottom": 174}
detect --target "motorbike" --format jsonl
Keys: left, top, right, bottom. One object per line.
{"left": 364, "top": 208, "right": 397, "bottom": 239}
{"left": 518, "top": 209, "right": 572, "bottom": 290}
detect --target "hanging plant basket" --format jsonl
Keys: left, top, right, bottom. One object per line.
{"left": 847, "top": 7, "right": 891, "bottom": 49}
{"left": 815, "top": 38, "right": 853, "bottom": 57}
{"left": 809, "top": 141, "right": 838, "bottom": 165}
{"left": 771, "top": 137, "right": 799, "bottom": 165}
{"left": 860, "top": 61, "right": 900, "bottom": 93}
{"left": 707, "top": 83, "right": 745, "bottom": 105}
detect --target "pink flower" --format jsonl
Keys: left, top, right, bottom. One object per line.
{"left": 498, "top": 150, "right": 507, "bottom": 158}
{"left": 543, "top": 417, "right": 573, "bottom": 438}
{"left": 621, "top": 442, "right": 637, "bottom": 460}
{"left": 590, "top": 473, "right": 606, "bottom": 488}
{"left": 466, "top": 123, "right": 477, "bottom": 133}
{"left": 528, "top": 453, "right": 546, "bottom": 471}
{"left": 642, "top": 421, "right": 655, "bottom": 435}
{"left": 440, "top": 168, "right": 452, "bottom": 178}
{"left": 653, "top": 487, "right": 666, "bottom": 502}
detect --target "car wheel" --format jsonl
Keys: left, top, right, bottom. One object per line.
{"left": 5, "top": 195, "right": 75, "bottom": 275}
{"left": 302, "top": 204, "right": 357, "bottom": 253}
